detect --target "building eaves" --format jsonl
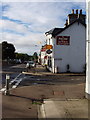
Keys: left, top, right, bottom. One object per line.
{"left": 45, "top": 28, "right": 64, "bottom": 37}
{"left": 45, "top": 19, "right": 86, "bottom": 38}
{"left": 54, "top": 19, "right": 86, "bottom": 37}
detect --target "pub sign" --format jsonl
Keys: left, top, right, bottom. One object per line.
{"left": 56, "top": 36, "right": 70, "bottom": 45}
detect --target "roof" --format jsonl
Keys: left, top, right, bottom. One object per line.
{"left": 45, "top": 28, "right": 64, "bottom": 37}
{"left": 45, "top": 19, "right": 86, "bottom": 38}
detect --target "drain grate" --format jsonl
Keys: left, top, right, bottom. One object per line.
{"left": 53, "top": 90, "right": 65, "bottom": 96}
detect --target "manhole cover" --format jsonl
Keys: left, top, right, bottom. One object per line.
{"left": 53, "top": 91, "right": 65, "bottom": 96}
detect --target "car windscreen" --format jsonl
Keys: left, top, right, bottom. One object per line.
{"left": 29, "top": 61, "right": 34, "bottom": 64}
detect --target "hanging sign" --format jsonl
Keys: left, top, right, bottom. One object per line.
{"left": 46, "top": 49, "right": 52, "bottom": 54}
{"left": 45, "top": 45, "right": 53, "bottom": 49}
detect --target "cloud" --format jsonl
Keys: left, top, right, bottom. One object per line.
{"left": 0, "top": 19, "right": 30, "bottom": 35}
{"left": 0, "top": 0, "right": 86, "bottom": 2}
{"left": 0, "top": 2, "right": 86, "bottom": 55}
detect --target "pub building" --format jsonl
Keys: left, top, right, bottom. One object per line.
{"left": 42, "top": 9, "right": 86, "bottom": 73}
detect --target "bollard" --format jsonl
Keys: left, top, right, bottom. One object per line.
{"left": 5, "top": 74, "right": 10, "bottom": 95}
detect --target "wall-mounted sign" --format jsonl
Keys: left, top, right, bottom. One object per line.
{"left": 56, "top": 36, "right": 70, "bottom": 45}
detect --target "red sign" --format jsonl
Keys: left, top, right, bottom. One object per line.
{"left": 56, "top": 36, "right": 70, "bottom": 45}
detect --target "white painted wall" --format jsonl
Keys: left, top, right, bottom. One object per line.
{"left": 53, "top": 22, "right": 86, "bottom": 72}
{"left": 86, "top": 2, "right": 90, "bottom": 96}
{"left": 46, "top": 34, "right": 53, "bottom": 45}
{"left": 41, "top": 51, "right": 46, "bottom": 66}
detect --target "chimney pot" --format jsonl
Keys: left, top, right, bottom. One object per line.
{"left": 64, "top": 19, "right": 68, "bottom": 27}
{"left": 76, "top": 9, "right": 78, "bottom": 14}
{"left": 72, "top": 9, "right": 74, "bottom": 14}
{"left": 80, "top": 9, "right": 82, "bottom": 14}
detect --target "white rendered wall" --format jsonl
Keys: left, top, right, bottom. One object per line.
{"left": 53, "top": 22, "right": 86, "bottom": 72}
{"left": 86, "top": 2, "right": 90, "bottom": 96}
{"left": 41, "top": 51, "right": 46, "bottom": 65}
{"left": 46, "top": 34, "right": 53, "bottom": 45}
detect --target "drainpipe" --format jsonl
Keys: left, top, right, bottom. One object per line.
{"left": 52, "top": 37, "right": 55, "bottom": 73}
{"left": 54, "top": 43, "right": 55, "bottom": 73}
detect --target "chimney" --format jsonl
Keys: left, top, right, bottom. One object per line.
{"left": 76, "top": 9, "right": 78, "bottom": 14}
{"left": 66, "top": 19, "right": 68, "bottom": 24}
{"left": 72, "top": 9, "right": 74, "bottom": 14}
{"left": 80, "top": 9, "right": 82, "bottom": 14}
{"left": 65, "top": 19, "right": 68, "bottom": 27}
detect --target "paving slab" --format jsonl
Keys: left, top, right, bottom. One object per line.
{"left": 38, "top": 99, "right": 88, "bottom": 119}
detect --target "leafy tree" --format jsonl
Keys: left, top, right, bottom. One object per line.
{"left": 2, "top": 41, "right": 15, "bottom": 60}
{"left": 15, "top": 53, "right": 33, "bottom": 62}
{"left": 33, "top": 52, "right": 38, "bottom": 63}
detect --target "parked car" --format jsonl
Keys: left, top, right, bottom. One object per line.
{"left": 26, "top": 61, "right": 36, "bottom": 68}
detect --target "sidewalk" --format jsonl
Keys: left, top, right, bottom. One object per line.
{"left": 1, "top": 83, "right": 88, "bottom": 119}
{"left": 38, "top": 99, "right": 88, "bottom": 119}
{"left": 2, "top": 87, "right": 38, "bottom": 119}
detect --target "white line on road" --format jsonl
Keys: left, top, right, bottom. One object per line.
{"left": 12, "top": 78, "right": 22, "bottom": 88}
{"left": 9, "top": 73, "right": 22, "bottom": 85}
{"left": 0, "top": 73, "right": 24, "bottom": 92}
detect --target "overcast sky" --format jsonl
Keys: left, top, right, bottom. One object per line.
{"left": 0, "top": 1, "right": 86, "bottom": 55}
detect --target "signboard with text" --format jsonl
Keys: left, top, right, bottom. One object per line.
{"left": 56, "top": 36, "right": 70, "bottom": 45}
{"left": 46, "top": 45, "right": 53, "bottom": 49}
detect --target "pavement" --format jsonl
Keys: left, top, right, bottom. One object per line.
{"left": 38, "top": 99, "right": 88, "bottom": 119}
{"left": 1, "top": 83, "right": 89, "bottom": 119}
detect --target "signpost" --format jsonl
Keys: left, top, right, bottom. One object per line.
{"left": 5, "top": 74, "right": 10, "bottom": 95}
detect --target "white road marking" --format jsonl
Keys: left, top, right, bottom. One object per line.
{"left": 12, "top": 78, "right": 22, "bottom": 88}
{"left": 0, "top": 73, "right": 24, "bottom": 92}
{"left": 9, "top": 73, "right": 22, "bottom": 85}
{"left": 0, "top": 88, "right": 6, "bottom": 92}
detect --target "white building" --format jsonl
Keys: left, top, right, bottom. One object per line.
{"left": 45, "top": 9, "right": 86, "bottom": 73}
{"left": 40, "top": 45, "right": 47, "bottom": 66}
{"left": 40, "top": 44, "right": 53, "bottom": 66}
{"left": 86, "top": 3, "right": 90, "bottom": 99}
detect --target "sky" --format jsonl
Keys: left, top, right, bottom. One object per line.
{"left": 0, "top": 1, "right": 86, "bottom": 55}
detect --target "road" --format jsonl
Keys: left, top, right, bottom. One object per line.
{"left": 1, "top": 63, "right": 86, "bottom": 89}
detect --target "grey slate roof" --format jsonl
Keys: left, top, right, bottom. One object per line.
{"left": 45, "top": 28, "right": 64, "bottom": 37}
{"left": 45, "top": 19, "right": 86, "bottom": 38}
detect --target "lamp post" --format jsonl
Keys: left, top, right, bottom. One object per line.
{"left": 5, "top": 74, "right": 10, "bottom": 95}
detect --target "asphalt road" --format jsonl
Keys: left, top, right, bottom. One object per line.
{"left": 1, "top": 63, "right": 86, "bottom": 89}
{"left": 2, "top": 64, "right": 26, "bottom": 86}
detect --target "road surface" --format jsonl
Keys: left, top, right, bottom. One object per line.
{"left": 1, "top": 64, "right": 86, "bottom": 90}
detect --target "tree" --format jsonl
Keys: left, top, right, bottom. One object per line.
{"left": 15, "top": 53, "right": 33, "bottom": 62}
{"left": 33, "top": 52, "right": 38, "bottom": 63}
{"left": 2, "top": 41, "right": 15, "bottom": 60}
